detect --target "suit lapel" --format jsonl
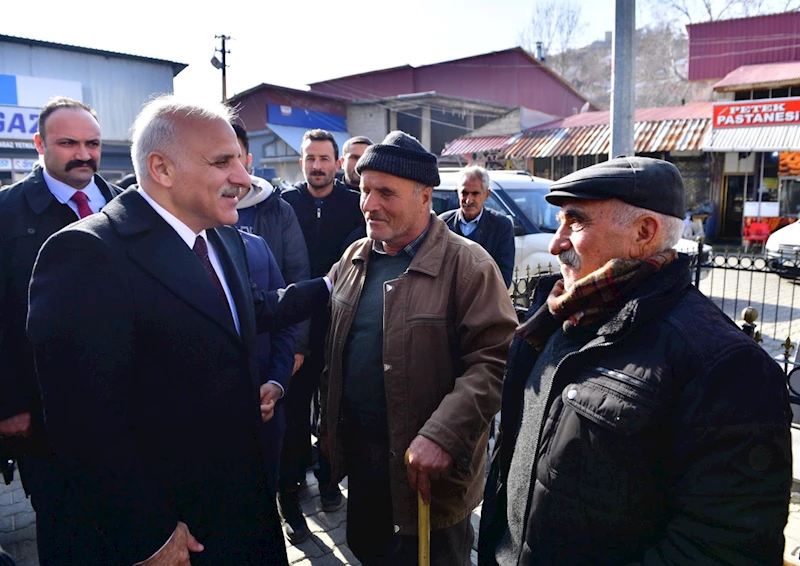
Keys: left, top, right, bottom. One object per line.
{"left": 208, "top": 227, "right": 256, "bottom": 344}
{"left": 106, "top": 190, "right": 242, "bottom": 342}
{"left": 22, "top": 167, "right": 57, "bottom": 215}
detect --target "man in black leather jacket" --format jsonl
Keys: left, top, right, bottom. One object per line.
{"left": 479, "top": 157, "right": 792, "bottom": 566}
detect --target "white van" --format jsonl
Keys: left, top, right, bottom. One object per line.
{"left": 432, "top": 169, "right": 711, "bottom": 277}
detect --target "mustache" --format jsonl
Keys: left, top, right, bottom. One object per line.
{"left": 219, "top": 186, "right": 241, "bottom": 198}
{"left": 558, "top": 248, "right": 581, "bottom": 269}
{"left": 65, "top": 159, "right": 98, "bottom": 172}
{"left": 310, "top": 170, "right": 328, "bottom": 176}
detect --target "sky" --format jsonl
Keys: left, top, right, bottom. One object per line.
{"left": 0, "top": 0, "right": 647, "bottom": 106}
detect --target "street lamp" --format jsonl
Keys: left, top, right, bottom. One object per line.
{"left": 212, "top": 35, "right": 230, "bottom": 103}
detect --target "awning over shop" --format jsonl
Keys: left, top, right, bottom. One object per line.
{"left": 504, "top": 119, "right": 712, "bottom": 158}
{"left": 702, "top": 125, "right": 800, "bottom": 152}
{"left": 266, "top": 124, "right": 352, "bottom": 154}
{"left": 441, "top": 135, "right": 515, "bottom": 156}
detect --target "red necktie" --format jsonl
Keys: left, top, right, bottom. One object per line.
{"left": 192, "top": 235, "right": 231, "bottom": 311}
{"left": 70, "top": 191, "right": 93, "bottom": 219}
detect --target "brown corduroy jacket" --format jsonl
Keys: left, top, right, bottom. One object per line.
{"left": 320, "top": 214, "right": 518, "bottom": 533}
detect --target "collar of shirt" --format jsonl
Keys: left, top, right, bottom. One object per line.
{"left": 137, "top": 187, "right": 209, "bottom": 248}
{"left": 137, "top": 187, "right": 241, "bottom": 335}
{"left": 372, "top": 217, "right": 432, "bottom": 258}
{"left": 43, "top": 167, "right": 105, "bottom": 215}
{"left": 458, "top": 207, "right": 484, "bottom": 230}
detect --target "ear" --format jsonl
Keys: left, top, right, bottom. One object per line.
{"left": 632, "top": 214, "right": 659, "bottom": 256}
{"left": 485, "top": 188, "right": 492, "bottom": 199}
{"left": 336, "top": 157, "right": 344, "bottom": 169}
{"left": 420, "top": 186, "right": 433, "bottom": 207}
{"left": 147, "top": 152, "right": 175, "bottom": 187}
{"left": 33, "top": 132, "right": 45, "bottom": 155}
{"left": 246, "top": 153, "right": 253, "bottom": 172}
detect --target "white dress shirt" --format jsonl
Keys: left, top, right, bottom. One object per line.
{"left": 43, "top": 168, "right": 107, "bottom": 218}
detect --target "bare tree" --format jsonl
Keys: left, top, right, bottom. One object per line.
{"left": 648, "top": 0, "right": 800, "bottom": 23}
{"left": 517, "top": 0, "right": 586, "bottom": 74}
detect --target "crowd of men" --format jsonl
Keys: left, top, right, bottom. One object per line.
{"left": 0, "top": 94, "right": 792, "bottom": 566}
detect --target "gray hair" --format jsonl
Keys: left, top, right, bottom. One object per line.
{"left": 611, "top": 201, "right": 684, "bottom": 251}
{"left": 460, "top": 165, "right": 490, "bottom": 192}
{"left": 131, "top": 95, "right": 237, "bottom": 181}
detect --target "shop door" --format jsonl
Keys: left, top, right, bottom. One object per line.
{"left": 721, "top": 175, "right": 746, "bottom": 239}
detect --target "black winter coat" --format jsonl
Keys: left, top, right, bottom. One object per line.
{"left": 479, "top": 256, "right": 792, "bottom": 566}
{"left": 241, "top": 187, "right": 311, "bottom": 353}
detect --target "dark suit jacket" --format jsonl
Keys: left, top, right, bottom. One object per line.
{"left": 439, "top": 207, "right": 516, "bottom": 287}
{"left": 26, "top": 189, "right": 327, "bottom": 565}
{"left": 0, "top": 166, "right": 120, "bottom": 468}
{"left": 241, "top": 231, "right": 296, "bottom": 490}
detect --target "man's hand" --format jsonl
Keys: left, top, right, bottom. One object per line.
{"left": 135, "top": 521, "right": 203, "bottom": 565}
{"left": 292, "top": 353, "right": 305, "bottom": 375}
{"left": 0, "top": 412, "right": 31, "bottom": 437}
{"left": 405, "top": 435, "right": 453, "bottom": 505}
{"left": 260, "top": 383, "right": 282, "bottom": 423}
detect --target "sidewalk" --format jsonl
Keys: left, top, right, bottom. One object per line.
{"left": 1, "top": 452, "right": 796, "bottom": 566}
{"left": 0, "top": 467, "right": 481, "bottom": 566}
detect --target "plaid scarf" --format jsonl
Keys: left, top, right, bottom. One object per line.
{"left": 516, "top": 250, "right": 678, "bottom": 350}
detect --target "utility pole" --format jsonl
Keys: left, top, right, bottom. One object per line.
{"left": 213, "top": 35, "right": 231, "bottom": 103}
{"left": 609, "top": 0, "right": 635, "bottom": 158}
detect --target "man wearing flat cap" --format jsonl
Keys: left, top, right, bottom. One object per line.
{"left": 478, "top": 156, "right": 792, "bottom": 565}
{"left": 319, "top": 131, "right": 517, "bottom": 565}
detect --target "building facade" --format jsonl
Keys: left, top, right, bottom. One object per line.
{"left": 0, "top": 34, "right": 185, "bottom": 185}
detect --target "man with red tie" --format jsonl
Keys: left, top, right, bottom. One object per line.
{"left": 0, "top": 96, "right": 121, "bottom": 563}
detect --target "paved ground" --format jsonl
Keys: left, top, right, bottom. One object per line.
{"left": 0, "top": 466, "right": 482, "bottom": 566}
{"left": 3, "top": 251, "right": 799, "bottom": 565}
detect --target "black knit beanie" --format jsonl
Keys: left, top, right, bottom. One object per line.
{"left": 355, "top": 131, "right": 440, "bottom": 187}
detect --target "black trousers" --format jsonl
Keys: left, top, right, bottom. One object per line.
{"left": 36, "top": 456, "right": 288, "bottom": 566}
{"left": 343, "top": 426, "right": 474, "bottom": 566}
{"left": 279, "top": 350, "right": 333, "bottom": 492}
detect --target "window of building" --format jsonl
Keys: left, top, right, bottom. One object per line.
{"left": 734, "top": 90, "right": 751, "bottom": 101}
{"left": 779, "top": 179, "right": 800, "bottom": 217}
{"left": 771, "top": 87, "right": 790, "bottom": 98}
{"left": 577, "top": 154, "right": 596, "bottom": 170}
{"left": 553, "top": 156, "right": 574, "bottom": 180}
{"left": 752, "top": 89, "right": 770, "bottom": 99}
{"left": 533, "top": 157, "right": 551, "bottom": 179}
{"left": 262, "top": 133, "right": 294, "bottom": 158}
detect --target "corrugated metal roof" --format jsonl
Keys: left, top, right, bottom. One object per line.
{"left": 0, "top": 34, "right": 187, "bottom": 76}
{"left": 528, "top": 102, "right": 714, "bottom": 131}
{"left": 713, "top": 61, "right": 800, "bottom": 90}
{"left": 686, "top": 12, "right": 800, "bottom": 81}
{"left": 702, "top": 125, "right": 800, "bottom": 151}
{"left": 505, "top": 118, "right": 712, "bottom": 158}
{"left": 441, "top": 135, "right": 514, "bottom": 156}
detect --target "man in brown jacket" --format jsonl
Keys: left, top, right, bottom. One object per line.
{"left": 320, "top": 131, "right": 518, "bottom": 565}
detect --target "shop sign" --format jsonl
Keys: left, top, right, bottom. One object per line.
{"left": 0, "top": 140, "right": 35, "bottom": 149}
{"left": 714, "top": 98, "right": 800, "bottom": 128}
{"left": 0, "top": 158, "right": 11, "bottom": 171}
{"left": 0, "top": 105, "right": 40, "bottom": 140}
{"left": 12, "top": 158, "right": 37, "bottom": 171}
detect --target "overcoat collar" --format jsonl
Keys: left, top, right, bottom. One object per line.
{"left": 101, "top": 189, "right": 255, "bottom": 344}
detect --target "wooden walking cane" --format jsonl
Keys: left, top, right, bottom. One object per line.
{"left": 405, "top": 449, "right": 430, "bottom": 566}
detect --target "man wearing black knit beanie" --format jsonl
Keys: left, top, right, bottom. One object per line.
{"left": 319, "top": 131, "right": 518, "bottom": 565}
